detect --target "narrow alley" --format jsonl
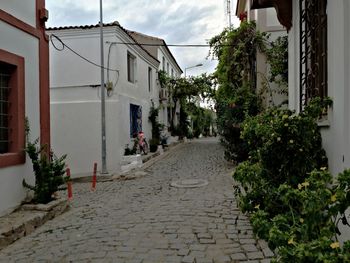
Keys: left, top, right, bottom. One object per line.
{"left": 0, "top": 138, "right": 272, "bottom": 263}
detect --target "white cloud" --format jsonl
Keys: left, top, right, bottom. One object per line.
{"left": 46, "top": 0, "right": 239, "bottom": 75}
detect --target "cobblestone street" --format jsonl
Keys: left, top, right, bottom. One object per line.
{"left": 0, "top": 138, "right": 273, "bottom": 263}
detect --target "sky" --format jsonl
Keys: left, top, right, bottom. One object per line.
{"left": 46, "top": 0, "right": 240, "bottom": 76}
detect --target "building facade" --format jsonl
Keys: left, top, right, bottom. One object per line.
{"left": 48, "top": 22, "right": 160, "bottom": 177}
{"left": 127, "top": 31, "right": 183, "bottom": 130}
{"left": 0, "top": 0, "right": 50, "bottom": 215}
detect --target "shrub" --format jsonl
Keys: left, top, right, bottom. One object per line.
{"left": 23, "top": 139, "right": 68, "bottom": 204}
{"left": 233, "top": 98, "right": 350, "bottom": 261}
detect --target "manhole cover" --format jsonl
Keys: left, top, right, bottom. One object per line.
{"left": 170, "top": 179, "right": 208, "bottom": 188}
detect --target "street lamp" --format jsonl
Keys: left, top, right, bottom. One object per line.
{"left": 184, "top": 63, "right": 203, "bottom": 77}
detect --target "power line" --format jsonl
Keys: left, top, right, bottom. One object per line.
{"left": 50, "top": 34, "right": 119, "bottom": 72}
{"left": 106, "top": 42, "right": 239, "bottom": 47}
{"left": 113, "top": 42, "right": 212, "bottom": 47}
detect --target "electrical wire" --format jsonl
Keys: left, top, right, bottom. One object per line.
{"left": 50, "top": 34, "right": 119, "bottom": 72}
{"left": 107, "top": 42, "right": 220, "bottom": 47}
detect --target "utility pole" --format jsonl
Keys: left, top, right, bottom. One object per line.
{"left": 227, "top": 0, "right": 232, "bottom": 27}
{"left": 100, "top": 0, "right": 108, "bottom": 174}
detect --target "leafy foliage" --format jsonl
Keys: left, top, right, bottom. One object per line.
{"left": 148, "top": 101, "right": 162, "bottom": 141}
{"left": 209, "top": 22, "right": 266, "bottom": 162}
{"left": 233, "top": 98, "right": 350, "bottom": 261}
{"left": 23, "top": 139, "right": 68, "bottom": 204}
{"left": 158, "top": 70, "right": 215, "bottom": 138}
{"left": 265, "top": 36, "right": 288, "bottom": 87}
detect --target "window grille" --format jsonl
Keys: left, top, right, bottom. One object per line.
{"left": 0, "top": 72, "right": 10, "bottom": 154}
{"left": 299, "top": 0, "right": 328, "bottom": 110}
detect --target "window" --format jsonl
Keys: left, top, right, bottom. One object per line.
{"left": 130, "top": 104, "right": 142, "bottom": 137}
{"left": 171, "top": 68, "right": 174, "bottom": 78}
{"left": 162, "top": 57, "right": 165, "bottom": 71}
{"left": 167, "top": 63, "right": 169, "bottom": 75}
{"left": 0, "top": 49, "right": 25, "bottom": 168}
{"left": 127, "top": 52, "right": 136, "bottom": 83}
{"left": 148, "top": 67, "right": 152, "bottom": 92}
{"left": 299, "top": 0, "right": 328, "bottom": 110}
{"left": 0, "top": 71, "right": 10, "bottom": 154}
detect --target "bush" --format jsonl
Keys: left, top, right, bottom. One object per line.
{"left": 23, "top": 139, "right": 68, "bottom": 204}
{"left": 233, "top": 98, "right": 350, "bottom": 261}
{"left": 217, "top": 85, "right": 261, "bottom": 163}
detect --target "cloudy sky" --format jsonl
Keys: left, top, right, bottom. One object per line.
{"left": 46, "top": 0, "right": 240, "bottom": 76}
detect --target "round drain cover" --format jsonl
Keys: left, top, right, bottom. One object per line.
{"left": 170, "top": 179, "right": 208, "bottom": 188}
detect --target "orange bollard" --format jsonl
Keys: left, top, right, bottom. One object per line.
{"left": 66, "top": 168, "right": 73, "bottom": 200}
{"left": 91, "top": 162, "right": 97, "bottom": 191}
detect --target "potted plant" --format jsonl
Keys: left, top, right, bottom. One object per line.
{"left": 149, "top": 138, "right": 160, "bottom": 153}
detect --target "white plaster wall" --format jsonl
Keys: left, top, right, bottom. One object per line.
{"left": 266, "top": 8, "right": 281, "bottom": 28}
{"left": 320, "top": 1, "right": 347, "bottom": 175}
{"left": 0, "top": 0, "right": 36, "bottom": 27}
{"left": 0, "top": 21, "right": 40, "bottom": 215}
{"left": 49, "top": 27, "right": 157, "bottom": 177}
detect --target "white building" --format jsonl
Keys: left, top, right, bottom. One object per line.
{"left": 0, "top": 0, "right": 50, "bottom": 215}
{"left": 127, "top": 31, "right": 183, "bottom": 130}
{"left": 236, "top": 0, "right": 288, "bottom": 107}
{"left": 48, "top": 22, "right": 160, "bottom": 177}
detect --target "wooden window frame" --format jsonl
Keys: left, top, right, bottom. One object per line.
{"left": 127, "top": 52, "right": 136, "bottom": 83}
{"left": 0, "top": 49, "right": 25, "bottom": 168}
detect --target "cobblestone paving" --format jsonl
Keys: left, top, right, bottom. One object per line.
{"left": 0, "top": 138, "right": 273, "bottom": 263}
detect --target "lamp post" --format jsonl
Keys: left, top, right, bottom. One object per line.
{"left": 100, "top": 0, "right": 108, "bottom": 174}
{"left": 184, "top": 63, "right": 203, "bottom": 77}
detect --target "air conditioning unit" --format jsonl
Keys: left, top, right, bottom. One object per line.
{"left": 159, "top": 88, "right": 168, "bottom": 101}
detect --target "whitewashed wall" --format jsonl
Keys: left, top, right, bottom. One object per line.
{"left": 0, "top": 21, "right": 40, "bottom": 215}
{"left": 49, "top": 27, "right": 158, "bottom": 177}
{"left": 0, "top": 0, "right": 36, "bottom": 27}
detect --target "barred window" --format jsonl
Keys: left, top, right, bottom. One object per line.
{"left": 299, "top": 0, "right": 328, "bottom": 110}
{"left": 0, "top": 70, "right": 10, "bottom": 153}
{"left": 0, "top": 49, "right": 25, "bottom": 168}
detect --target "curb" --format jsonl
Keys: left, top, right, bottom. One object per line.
{"left": 0, "top": 198, "right": 69, "bottom": 251}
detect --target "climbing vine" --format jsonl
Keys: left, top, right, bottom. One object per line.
{"left": 209, "top": 21, "right": 266, "bottom": 162}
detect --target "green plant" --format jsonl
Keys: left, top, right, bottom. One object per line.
{"left": 149, "top": 102, "right": 161, "bottom": 140}
{"left": 23, "top": 139, "right": 68, "bottom": 204}
{"left": 233, "top": 97, "right": 350, "bottom": 261}
{"left": 265, "top": 36, "right": 288, "bottom": 88}
{"left": 209, "top": 21, "right": 266, "bottom": 162}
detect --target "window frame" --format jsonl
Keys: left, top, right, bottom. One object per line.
{"left": 127, "top": 51, "right": 136, "bottom": 83}
{"left": 130, "top": 104, "right": 142, "bottom": 138}
{"left": 148, "top": 67, "right": 152, "bottom": 92}
{"left": 299, "top": 0, "right": 328, "bottom": 110}
{"left": 0, "top": 49, "right": 25, "bottom": 168}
